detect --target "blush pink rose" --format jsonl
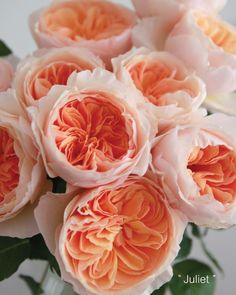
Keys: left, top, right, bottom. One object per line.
{"left": 165, "top": 11, "right": 236, "bottom": 96}
{"left": 132, "top": 0, "right": 226, "bottom": 51}
{"left": 35, "top": 175, "right": 186, "bottom": 295}
{"left": 112, "top": 47, "right": 206, "bottom": 130}
{"left": 0, "top": 59, "right": 13, "bottom": 92}
{"left": 0, "top": 90, "right": 46, "bottom": 238}
{"left": 14, "top": 47, "right": 104, "bottom": 107}
{"left": 29, "top": 69, "right": 156, "bottom": 188}
{"left": 29, "top": 0, "right": 137, "bottom": 67}
{"left": 151, "top": 113, "right": 236, "bottom": 228}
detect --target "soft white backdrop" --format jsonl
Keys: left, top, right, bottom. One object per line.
{"left": 0, "top": 1, "right": 236, "bottom": 294}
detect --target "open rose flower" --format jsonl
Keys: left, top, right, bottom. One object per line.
{"left": 132, "top": 0, "right": 226, "bottom": 51}
{"left": 29, "top": 69, "right": 155, "bottom": 188}
{"left": 165, "top": 11, "right": 236, "bottom": 96}
{"left": 14, "top": 47, "right": 104, "bottom": 107}
{"left": 0, "top": 90, "right": 46, "bottom": 238}
{"left": 35, "top": 175, "right": 186, "bottom": 295}
{"left": 29, "top": 0, "right": 137, "bottom": 67}
{"left": 151, "top": 113, "right": 236, "bottom": 228}
{"left": 112, "top": 47, "right": 206, "bottom": 130}
{"left": 0, "top": 59, "right": 13, "bottom": 92}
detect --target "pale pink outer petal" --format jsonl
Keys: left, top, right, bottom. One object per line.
{"left": 0, "top": 203, "right": 38, "bottom": 238}
{"left": 35, "top": 178, "right": 187, "bottom": 295}
{"left": 34, "top": 192, "right": 77, "bottom": 253}
{"left": 151, "top": 114, "right": 236, "bottom": 228}
{"left": 132, "top": 0, "right": 183, "bottom": 20}
{"left": 203, "top": 113, "right": 236, "bottom": 143}
{"left": 29, "top": 69, "right": 156, "bottom": 188}
{"left": 13, "top": 47, "right": 104, "bottom": 108}
{"left": 29, "top": 4, "right": 137, "bottom": 68}
{"left": 112, "top": 47, "right": 206, "bottom": 131}
{"left": 132, "top": 0, "right": 226, "bottom": 18}
{"left": 0, "top": 59, "right": 13, "bottom": 92}
{"left": 165, "top": 12, "right": 236, "bottom": 95}
{"left": 182, "top": 0, "right": 227, "bottom": 12}
{"left": 132, "top": 17, "right": 174, "bottom": 51}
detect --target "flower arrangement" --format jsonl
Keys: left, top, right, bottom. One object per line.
{"left": 0, "top": 0, "right": 235, "bottom": 295}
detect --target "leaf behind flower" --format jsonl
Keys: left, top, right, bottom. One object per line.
{"left": 0, "top": 236, "right": 30, "bottom": 280}
{"left": 169, "top": 259, "right": 216, "bottom": 295}
{"left": 0, "top": 40, "right": 12, "bottom": 57}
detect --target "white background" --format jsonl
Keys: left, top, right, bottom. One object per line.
{"left": 0, "top": 0, "right": 236, "bottom": 294}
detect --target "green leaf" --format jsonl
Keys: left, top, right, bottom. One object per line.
{"left": 0, "top": 40, "right": 12, "bottom": 56}
{"left": 0, "top": 237, "right": 31, "bottom": 280}
{"left": 152, "top": 284, "right": 168, "bottom": 295}
{"left": 29, "top": 235, "right": 60, "bottom": 276}
{"left": 176, "top": 232, "right": 192, "bottom": 260}
{"left": 190, "top": 224, "right": 223, "bottom": 273}
{"left": 20, "top": 275, "right": 43, "bottom": 295}
{"left": 0, "top": 235, "right": 60, "bottom": 281}
{"left": 169, "top": 259, "right": 216, "bottom": 295}
{"left": 52, "top": 177, "right": 67, "bottom": 194}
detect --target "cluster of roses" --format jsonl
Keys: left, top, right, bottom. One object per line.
{"left": 0, "top": 0, "right": 236, "bottom": 294}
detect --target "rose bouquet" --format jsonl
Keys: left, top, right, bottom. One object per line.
{"left": 0, "top": 0, "right": 235, "bottom": 295}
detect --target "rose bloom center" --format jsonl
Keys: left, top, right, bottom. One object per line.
{"left": 53, "top": 95, "right": 131, "bottom": 171}
{"left": 195, "top": 13, "right": 236, "bottom": 55}
{"left": 129, "top": 60, "right": 193, "bottom": 106}
{"left": 0, "top": 128, "right": 19, "bottom": 204}
{"left": 188, "top": 145, "right": 236, "bottom": 204}
{"left": 61, "top": 179, "right": 172, "bottom": 292}
{"left": 29, "top": 62, "right": 84, "bottom": 100}
{"left": 40, "top": 1, "right": 131, "bottom": 41}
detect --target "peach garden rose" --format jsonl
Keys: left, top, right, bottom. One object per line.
{"left": 1, "top": 0, "right": 236, "bottom": 291}
{"left": 35, "top": 175, "right": 186, "bottom": 295}
{"left": 29, "top": 69, "right": 155, "bottom": 188}
{"left": 112, "top": 47, "right": 206, "bottom": 129}
{"left": 151, "top": 113, "right": 236, "bottom": 228}
{"left": 29, "top": 0, "right": 137, "bottom": 67}
{"left": 14, "top": 47, "right": 104, "bottom": 107}
{"left": 0, "top": 90, "right": 46, "bottom": 238}
{"left": 0, "top": 59, "right": 13, "bottom": 92}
